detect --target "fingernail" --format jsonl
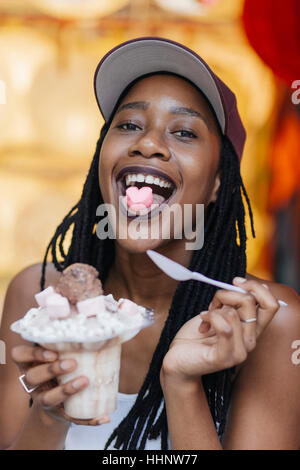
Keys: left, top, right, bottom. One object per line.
{"left": 262, "top": 283, "right": 269, "bottom": 289}
{"left": 199, "top": 321, "right": 210, "bottom": 333}
{"left": 97, "top": 416, "right": 110, "bottom": 425}
{"left": 201, "top": 310, "right": 209, "bottom": 315}
{"left": 72, "top": 378, "right": 88, "bottom": 390}
{"left": 233, "top": 277, "right": 246, "bottom": 284}
{"left": 61, "top": 359, "right": 75, "bottom": 371}
{"left": 43, "top": 351, "right": 57, "bottom": 360}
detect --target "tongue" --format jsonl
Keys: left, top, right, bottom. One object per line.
{"left": 126, "top": 186, "right": 153, "bottom": 211}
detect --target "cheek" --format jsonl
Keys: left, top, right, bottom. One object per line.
{"left": 181, "top": 162, "right": 217, "bottom": 204}
{"left": 179, "top": 140, "right": 220, "bottom": 203}
{"left": 98, "top": 142, "right": 114, "bottom": 200}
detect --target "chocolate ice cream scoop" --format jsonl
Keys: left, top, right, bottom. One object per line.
{"left": 56, "top": 263, "right": 103, "bottom": 304}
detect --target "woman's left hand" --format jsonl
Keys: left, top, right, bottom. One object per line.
{"left": 161, "top": 278, "right": 280, "bottom": 381}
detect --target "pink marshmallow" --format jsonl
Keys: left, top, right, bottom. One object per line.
{"left": 129, "top": 203, "right": 148, "bottom": 211}
{"left": 76, "top": 295, "right": 105, "bottom": 317}
{"left": 45, "top": 293, "right": 70, "bottom": 319}
{"left": 126, "top": 186, "right": 153, "bottom": 209}
{"left": 118, "top": 299, "right": 139, "bottom": 316}
{"left": 34, "top": 286, "right": 55, "bottom": 307}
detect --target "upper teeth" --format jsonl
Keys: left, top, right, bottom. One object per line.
{"left": 125, "top": 173, "right": 172, "bottom": 188}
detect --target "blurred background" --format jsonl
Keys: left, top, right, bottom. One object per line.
{"left": 0, "top": 0, "right": 299, "bottom": 316}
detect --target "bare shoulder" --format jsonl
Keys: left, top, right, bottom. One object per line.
{"left": 224, "top": 275, "right": 300, "bottom": 448}
{"left": 240, "top": 273, "right": 300, "bottom": 386}
{"left": 246, "top": 272, "right": 300, "bottom": 331}
{"left": 246, "top": 271, "right": 299, "bottom": 303}
{"left": 2, "top": 262, "right": 61, "bottom": 324}
{"left": 10, "top": 261, "right": 60, "bottom": 290}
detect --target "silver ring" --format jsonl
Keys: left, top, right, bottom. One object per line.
{"left": 19, "top": 374, "right": 38, "bottom": 394}
{"left": 241, "top": 317, "right": 257, "bottom": 324}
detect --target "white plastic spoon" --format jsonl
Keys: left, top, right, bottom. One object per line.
{"left": 146, "top": 250, "right": 287, "bottom": 307}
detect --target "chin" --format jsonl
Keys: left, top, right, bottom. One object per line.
{"left": 115, "top": 236, "right": 170, "bottom": 254}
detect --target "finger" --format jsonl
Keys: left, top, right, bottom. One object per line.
{"left": 209, "top": 289, "right": 258, "bottom": 346}
{"left": 207, "top": 310, "right": 233, "bottom": 365}
{"left": 11, "top": 345, "right": 58, "bottom": 365}
{"left": 220, "top": 308, "right": 249, "bottom": 361}
{"left": 198, "top": 311, "right": 215, "bottom": 336}
{"left": 92, "top": 415, "right": 111, "bottom": 426}
{"left": 38, "top": 376, "right": 89, "bottom": 409}
{"left": 56, "top": 407, "right": 111, "bottom": 426}
{"left": 233, "top": 278, "right": 280, "bottom": 331}
{"left": 24, "top": 358, "right": 78, "bottom": 388}
{"left": 212, "top": 288, "right": 257, "bottom": 351}
{"left": 209, "top": 288, "right": 257, "bottom": 320}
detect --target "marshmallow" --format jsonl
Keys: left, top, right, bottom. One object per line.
{"left": 118, "top": 299, "right": 139, "bottom": 316}
{"left": 45, "top": 293, "right": 70, "bottom": 319}
{"left": 126, "top": 186, "right": 153, "bottom": 209}
{"left": 34, "top": 286, "right": 55, "bottom": 307}
{"left": 77, "top": 295, "right": 105, "bottom": 317}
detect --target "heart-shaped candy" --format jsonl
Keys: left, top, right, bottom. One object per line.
{"left": 126, "top": 186, "right": 153, "bottom": 209}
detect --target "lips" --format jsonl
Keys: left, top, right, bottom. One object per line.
{"left": 114, "top": 165, "right": 178, "bottom": 218}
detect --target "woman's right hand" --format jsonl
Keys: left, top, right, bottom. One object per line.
{"left": 11, "top": 344, "right": 111, "bottom": 426}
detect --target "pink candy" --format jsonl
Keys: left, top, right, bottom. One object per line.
{"left": 126, "top": 186, "right": 153, "bottom": 211}
{"left": 45, "top": 293, "right": 70, "bottom": 319}
{"left": 34, "top": 286, "right": 55, "bottom": 308}
{"left": 35, "top": 287, "right": 70, "bottom": 319}
{"left": 76, "top": 295, "right": 105, "bottom": 317}
{"left": 118, "top": 299, "right": 139, "bottom": 316}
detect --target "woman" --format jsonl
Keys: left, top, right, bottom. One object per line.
{"left": 0, "top": 37, "right": 299, "bottom": 450}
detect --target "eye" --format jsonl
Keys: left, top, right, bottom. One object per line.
{"left": 173, "top": 129, "right": 197, "bottom": 139}
{"left": 117, "top": 122, "right": 141, "bottom": 131}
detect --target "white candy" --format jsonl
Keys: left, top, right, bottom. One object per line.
{"left": 118, "top": 298, "right": 139, "bottom": 316}
{"left": 45, "top": 293, "right": 70, "bottom": 319}
{"left": 76, "top": 295, "right": 105, "bottom": 317}
{"left": 34, "top": 286, "right": 55, "bottom": 307}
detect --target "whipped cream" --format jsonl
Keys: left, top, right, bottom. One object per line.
{"left": 10, "top": 292, "right": 152, "bottom": 344}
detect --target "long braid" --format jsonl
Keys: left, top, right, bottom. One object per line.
{"left": 40, "top": 125, "right": 254, "bottom": 449}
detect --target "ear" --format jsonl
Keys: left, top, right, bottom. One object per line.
{"left": 209, "top": 171, "right": 221, "bottom": 204}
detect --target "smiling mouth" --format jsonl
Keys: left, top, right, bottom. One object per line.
{"left": 115, "top": 166, "right": 177, "bottom": 218}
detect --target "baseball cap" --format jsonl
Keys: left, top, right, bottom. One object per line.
{"left": 94, "top": 37, "right": 246, "bottom": 161}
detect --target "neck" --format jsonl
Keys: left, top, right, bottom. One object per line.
{"left": 103, "top": 239, "right": 193, "bottom": 314}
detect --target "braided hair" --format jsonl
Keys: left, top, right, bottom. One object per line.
{"left": 40, "top": 81, "right": 255, "bottom": 449}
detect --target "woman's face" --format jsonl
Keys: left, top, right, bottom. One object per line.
{"left": 99, "top": 73, "right": 221, "bottom": 253}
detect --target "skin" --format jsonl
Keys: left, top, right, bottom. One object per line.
{"left": 0, "top": 74, "right": 299, "bottom": 450}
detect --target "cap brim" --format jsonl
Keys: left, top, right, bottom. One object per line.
{"left": 94, "top": 38, "right": 225, "bottom": 132}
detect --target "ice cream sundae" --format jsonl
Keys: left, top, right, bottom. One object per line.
{"left": 10, "top": 263, "right": 154, "bottom": 419}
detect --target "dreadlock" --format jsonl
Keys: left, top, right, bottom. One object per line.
{"left": 40, "top": 113, "right": 255, "bottom": 451}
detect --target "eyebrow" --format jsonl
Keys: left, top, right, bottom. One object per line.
{"left": 116, "top": 101, "right": 149, "bottom": 114}
{"left": 169, "top": 106, "right": 209, "bottom": 129}
{"left": 116, "top": 101, "right": 209, "bottom": 128}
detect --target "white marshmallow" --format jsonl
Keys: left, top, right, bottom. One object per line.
{"left": 45, "top": 293, "right": 70, "bottom": 319}
{"left": 118, "top": 299, "right": 139, "bottom": 316}
{"left": 76, "top": 295, "right": 105, "bottom": 317}
{"left": 34, "top": 286, "right": 55, "bottom": 307}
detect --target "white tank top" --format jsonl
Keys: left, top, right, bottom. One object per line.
{"left": 65, "top": 392, "right": 170, "bottom": 450}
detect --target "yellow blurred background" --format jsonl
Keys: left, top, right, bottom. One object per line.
{"left": 0, "top": 0, "right": 299, "bottom": 316}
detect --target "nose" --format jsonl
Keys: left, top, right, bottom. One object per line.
{"left": 128, "top": 129, "right": 171, "bottom": 161}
